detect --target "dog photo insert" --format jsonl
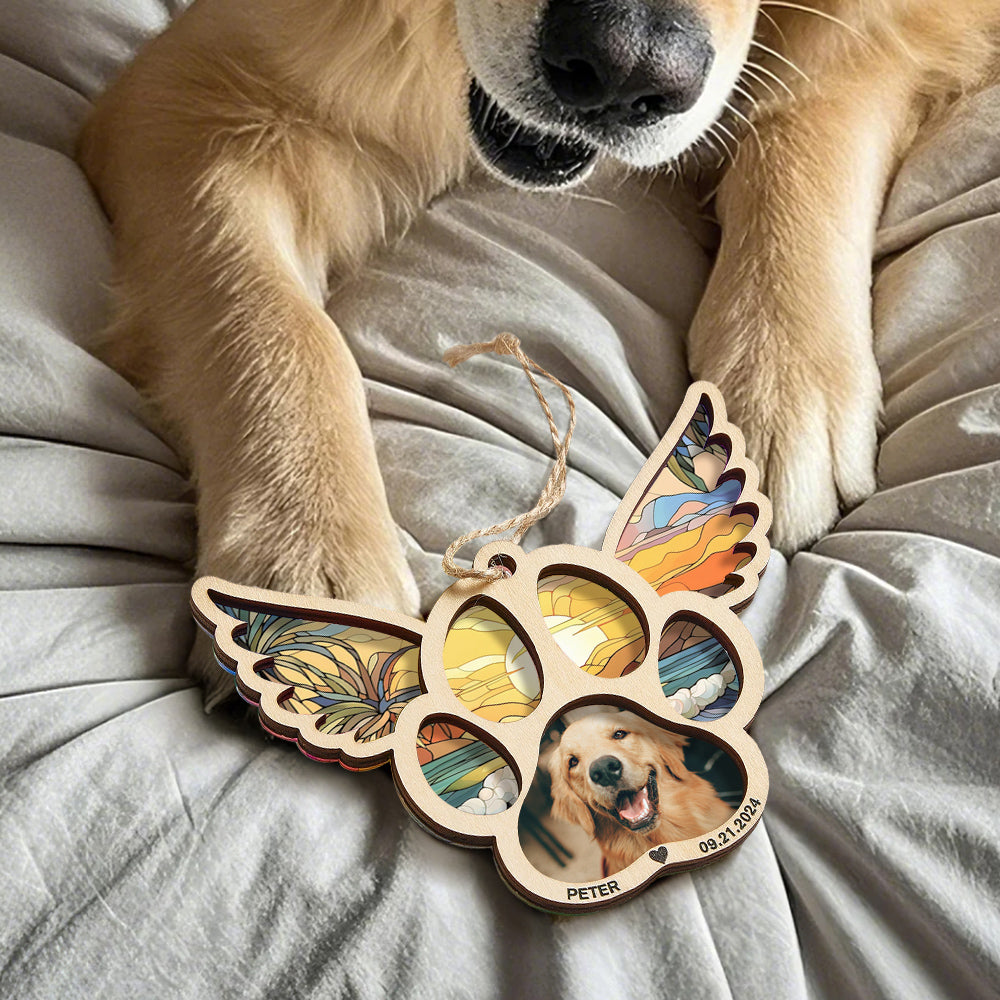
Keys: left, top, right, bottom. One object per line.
{"left": 518, "top": 706, "right": 744, "bottom": 881}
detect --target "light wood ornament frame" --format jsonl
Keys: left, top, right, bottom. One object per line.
{"left": 191, "top": 382, "right": 772, "bottom": 913}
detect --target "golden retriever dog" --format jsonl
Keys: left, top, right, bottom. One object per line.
{"left": 547, "top": 711, "right": 732, "bottom": 875}
{"left": 78, "top": 0, "right": 1000, "bottom": 703}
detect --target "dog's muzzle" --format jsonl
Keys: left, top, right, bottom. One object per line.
{"left": 466, "top": 0, "right": 714, "bottom": 189}
{"left": 588, "top": 760, "right": 661, "bottom": 832}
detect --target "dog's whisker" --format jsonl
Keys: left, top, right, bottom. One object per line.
{"left": 497, "top": 121, "right": 523, "bottom": 153}
{"left": 743, "top": 59, "right": 797, "bottom": 98}
{"left": 731, "top": 81, "right": 762, "bottom": 112}
{"left": 485, "top": 99, "right": 501, "bottom": 133}
{"left": 750, "top": 39, "right": 812, "bottom": 82}
{"left": 724, "top": 101, "right": 764, "bottom": 157}
{"left": 756, "top": 7, "right": 788, "bottom": 45}
{"left": 760, "top": 1, "right": 869, "bottom": 44}
{"left": 705, "top": 125, "right": 734, "bottom": 167}
{"left": 709, "top": 138, "right": 730, "bottom": 170}
{"left": 713, "top": 120, "right": 742, "bottom": 162}
{"left": 557, "top": 191, "right": 621, "bottom": 210}
{"left": 738, "top": 66, "right": 779, "bottom": 103}
{"left": 476, "top": 92, "right": 495, "bottom": 132}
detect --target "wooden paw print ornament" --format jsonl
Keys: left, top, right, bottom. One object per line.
{"left": 192, "top": 336, "right": 772, "bottom": 912}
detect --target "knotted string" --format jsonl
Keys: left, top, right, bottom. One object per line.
{"left": 441, "top": 334, "right": 577, "bottom": 581}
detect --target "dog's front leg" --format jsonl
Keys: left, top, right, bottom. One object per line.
{"left": 88, "top": 130, "right": 464, "bottom": 705}
{"left": 688, "top": 57, "right": 920, "bottom": 553}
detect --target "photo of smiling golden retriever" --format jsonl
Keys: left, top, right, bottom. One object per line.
{"left": 519, "top": 709, "right": 741, "bottom": 879}
{"left": 78, "top": 0, "right": 1000, "bottom": 706}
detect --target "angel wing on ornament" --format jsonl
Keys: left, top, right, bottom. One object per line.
{"left": 193, "top": 376, "right": 771, "bottom": 912}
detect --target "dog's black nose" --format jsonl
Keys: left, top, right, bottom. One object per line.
{"left": 540, "top": 0, "right": 714, "bottom": 125}
{"left": 589, "top": 755, "right": 623, "bottom": 787}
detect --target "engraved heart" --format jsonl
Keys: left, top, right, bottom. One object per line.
{"left": 648, "top": 846, "right": 669, "bottom": 864}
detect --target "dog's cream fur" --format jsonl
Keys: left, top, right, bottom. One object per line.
{"left": 78, "top": 0, "right": 1000, "bottom": 703}
{"left": 548, "top": 711, "right": 732, "bottom": 875}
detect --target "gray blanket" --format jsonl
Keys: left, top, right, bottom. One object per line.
{"left": 1, "top": 2, "right": 998, "bottom": 997}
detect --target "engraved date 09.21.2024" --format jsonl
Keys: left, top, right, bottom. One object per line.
{"left": 699, "top": 798, "right": 763, "bottom": 854}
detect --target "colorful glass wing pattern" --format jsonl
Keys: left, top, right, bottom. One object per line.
{"left": 213, "top": 601, "right": 420, "bottom": 742}
{"left": 417, "top": 721, "right": 519, "bottom": 814}
{"left": 442, "top": 604, "right": 542, "bottom": 723}
{"left": 659, "top": 618, "right": 739, "bottom": 721}
{"left": 537, "top": 574, "right": 646, "bottom": 678}
{"left": 615, "top": 401, "right": 754, "bottom": 597}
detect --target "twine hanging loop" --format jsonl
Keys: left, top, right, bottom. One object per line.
{"left": 441, "top": 334, "right": 577, "bottom": 581}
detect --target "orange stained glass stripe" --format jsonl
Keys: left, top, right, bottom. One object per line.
{"left": 622, "top": 512, "right": 754, "bottom": 595}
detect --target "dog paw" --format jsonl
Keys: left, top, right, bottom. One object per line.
{"left": 745, "top": 384, "right": 878, "bottom": 555}
{"left": 192, "top": 510, "right": 421, "bottom": 710}
{"left": 689, "top": 307, "right": 881, "bottom": 555}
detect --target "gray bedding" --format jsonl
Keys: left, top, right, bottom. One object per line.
{"left": 1, "top": 2, "right": 999, "bottom": 997}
